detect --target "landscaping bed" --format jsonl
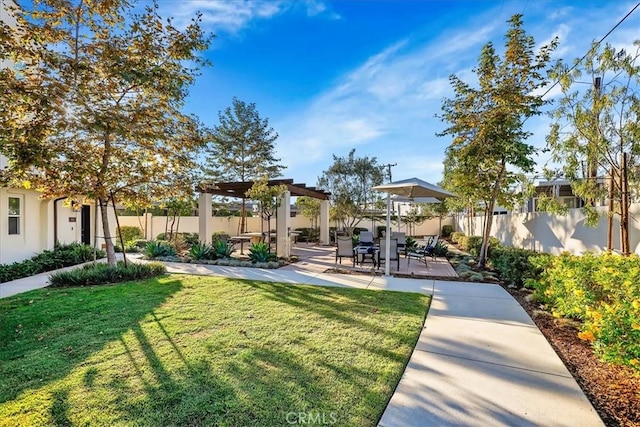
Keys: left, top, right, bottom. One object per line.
{"left": 0, "top": 275, "right": 429, "bottom": 426}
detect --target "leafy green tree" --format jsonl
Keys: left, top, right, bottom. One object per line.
{"left": 318, "top": 149, "right": 385, "bottom": 236}
{"left": 439, "top": 14, "right": 557, "bottom": 267}
{"left": 204, "top": 97, "right": 284, "bottom": 234}
{"left": 245, "top": 176, "right": 287, "bottom": 246}
{"left": 547, "top": 41, "right": 640, "bottom": 254}
{"left": 296, "top": 196, "right": 321, "bottom": 236}
{"left": 0, "top": 0, "right": 211, "bottom": 265}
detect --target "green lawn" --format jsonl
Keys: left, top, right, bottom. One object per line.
{"left": 0, "top": 275, "right": 429, "bottom": 426}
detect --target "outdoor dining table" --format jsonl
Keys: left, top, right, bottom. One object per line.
{"left": 229, "top": 235, "right": 252, "bottom": 254}
{"left": 354, "top": 244, "right": 378, "bottom": 267}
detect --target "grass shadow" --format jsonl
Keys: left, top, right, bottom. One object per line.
{"left": 0, "top": 277, "right": 183, "bottom": 403}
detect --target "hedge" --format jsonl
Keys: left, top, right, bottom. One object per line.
{"left": 529, "top": 252, "right": 640, "bottom": 368}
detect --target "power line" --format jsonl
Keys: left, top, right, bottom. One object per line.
{"left": 540, "top": 2, "right": 640, "bottom": 99}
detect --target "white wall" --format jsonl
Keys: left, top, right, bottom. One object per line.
{"left": 454, "top": 205, "right": 640, "bottom": 255}
{"left": 117, "top": 214, "right": 454, "bottom": 240}
{"left": 0, "top": 189, "right": 46, "bottom": 263}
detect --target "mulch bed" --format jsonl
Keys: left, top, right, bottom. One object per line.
{"left": 506, "top": 286, "right": 640, "bottom": 427}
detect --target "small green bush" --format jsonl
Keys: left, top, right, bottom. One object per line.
{"left": 0, "top": 243, "right": 105, "bottom": 283}
{"left": 117, "top": 226, "right": 143, "bottom": 246}
{"left": 188, "top": 242, "right": 215, "bottom": 260}
{"left": 489, "top": 246, "right": 548, "bottom": 288}
{"left": 458, "top": 235, "right": 482, "bottom": 255}
{"left": 156, "top": 232, "right": 199, "bottom": 246}
{"left": 212, "top": 240, "right": 235, "bottom": 259}
{"left": 248, "top": 242, "right": 276, "bottom": 263}
{"left": 144, "top": 241, "right": 177, "bottom": 258}
{"left": 294, "top": 227, "right": 320, "bottom": 243}
{"left": 212, "top": 232, "right": 231, "bottom": 243}
{"left": 49, "top": 261, "right": 166, "bottom": 287}
{"left": 431, "top": 241, "right": 449, "bottom": 257}
{"left": 441, "top": 225, "right": 454, "bottom": 238}
{"left": 458, "top": 235, "right": 499, "bottom": 257}
{"left": 450, "top": 232, "right": 465, "bottom": 243}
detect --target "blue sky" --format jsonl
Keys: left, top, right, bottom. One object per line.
{"left": 154, "top": 0, "right": 640, "bottom": 187}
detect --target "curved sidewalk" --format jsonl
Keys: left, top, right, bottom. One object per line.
{"left": 0, "top": 261, "right": 603, "bottom": 426}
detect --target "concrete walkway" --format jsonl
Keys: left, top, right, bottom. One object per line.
{"left": 0, "top": 260, "right": 603, "bottom": 426}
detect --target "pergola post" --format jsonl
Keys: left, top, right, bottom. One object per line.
{"left": 276, "top": 190, "right": 291, "bottom": 258}
{"left": 320, "top": 199, "right": 330, "bottom": 245}
{"left": 198, "top": 192, "right": 212, "bottom": 244}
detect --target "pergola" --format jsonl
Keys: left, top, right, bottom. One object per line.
{"left": 197, "top": 179, "right": 331, "bottom": 258}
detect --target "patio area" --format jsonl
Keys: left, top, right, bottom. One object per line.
{"left": 285, "top": 242, "right": 458, "bottom": 278}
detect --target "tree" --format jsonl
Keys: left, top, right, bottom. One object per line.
{"left": 296, "top": 196, "right": 321, "bottom": 241}
{"left": 204, "top": 97, "right": 284, "bottom": 234}
{"left": 439, "top": 14, "right": 557, "bottom": 268}
{"left": 318, "top": 149, "right": 385, "bottom": 236}
{"left": 245, "top": 176, "right": 287, "bottom": 248}
{"left": 547, "top": 41, "right": 640, "bottom": 254}
{"left": 0, "top": 0, "right": 211, "bottom": 265}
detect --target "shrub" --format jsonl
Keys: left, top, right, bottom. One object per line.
{"left": 0, "top": 243, "right": 105, "bottom": 283}
{"left": 295, "top": 227, "right": 320, "bottom": 243}
{"left": 188, "top": 242, "right": 215, "bottom": 260}
{"left": 116, "top": 226, "right": 143, "bottom": 246}
{"left": 49, "top": 261, "right": 166, "bottom": 287}
{"left": 212, "top": 232, "right": 231, "bottom": 243}
{"left": 156, "top": 232, "right": 199, "bottom": 246}
{"left": 144, "top": 241, "right": 177, "bottom": 258}
{"left": 450, "top": 231, "right": 465, "bottom": 243}
{"left": 124, "top": 239, "right": 149, "bottom": 253}
{"left": 405, "top": 236, "right": 417, "bottom": 251}
{"left": 442, "top": 225, "right": 454, "bottom": 238}
{"left": 458, "top": 235, "right": 499, "bottom": 257}
{"left": 248, "top": 242, "right": 276, "bottom": 263}
{"left": 489, "top": 246, "right": 547, "bottom": 288}
{"left": 529, "top": 252, "right": 640, "bottom": 368}
{"left": 431, "top": 241, "right": 449, "bottom": 257}
{"left": 212, "top": 240, "right": 235, "bottom": 259}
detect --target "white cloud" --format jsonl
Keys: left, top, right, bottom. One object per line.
{"left": 274, "top": 1, "right": 637, "bottom": 185}
{"left": 158, "top": 0, "right": 339, "bottom": 33}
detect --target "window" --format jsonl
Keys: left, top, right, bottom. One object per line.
{"left": 8, "top": 197, "right": 20, "bottom": 235}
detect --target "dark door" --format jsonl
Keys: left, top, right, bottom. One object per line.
{"left": 81, "top": 205, "right": 91, "bottom": 245}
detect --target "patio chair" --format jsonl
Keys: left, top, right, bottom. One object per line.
{"left": 391, "top": 231, "right": 407, "bottom": 256}
{"left": 359, "top": 231, "right": 374, "bottom": 246}
{"left": 377, "top": 238, "right": 399, "bottom": 271}
{"left": 335, "top": 235, "right": 356, "bottom": 267}
{"left": 407, "top": 235, "right": 439, "bottom": 266}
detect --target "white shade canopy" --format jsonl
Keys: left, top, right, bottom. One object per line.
{"left": 373, "top": 177, "right": 457, "bottom": 200}
{"left": 372, "top": 177, "right": 457, "bottom": 276}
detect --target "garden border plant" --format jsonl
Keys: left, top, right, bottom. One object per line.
{"left": 0, "top": 243, "right": 106, "bottom": 283}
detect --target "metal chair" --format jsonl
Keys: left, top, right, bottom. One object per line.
{"left": 407, "top": 235, "right": 438, "bottom": 266}
{"left": 335, "top": 235, "right": 355, "bottom": 267}
{"left": 377, "top": 238, "right": 399, "bottom": 271}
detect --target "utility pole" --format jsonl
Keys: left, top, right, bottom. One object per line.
{"left": 382, "top": 163, "right": 397, "bottom": 183}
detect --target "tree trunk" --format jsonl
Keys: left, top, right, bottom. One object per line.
{"left": 100, "top": 197, "right": 117, "bottom": 265}
{"left": 621, "top": 152, "right": 630, "bottom": 255}
{"left": 607, "top": 169, "right": 614, "bottom": 251}
{"left": 240, "top": 198, "right": 247, "bottom": 234}
{"left": 477, "top": 199, "right": 495, "bottom": 269}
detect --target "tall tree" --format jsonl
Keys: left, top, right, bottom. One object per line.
{"left": 0, "top": 0, "right": 211, "bottom": 265}
{"left": 439, "top": 14, "right": 557, "bottom": 267}
{"left": 204, "top": 97, "right": 283, "bottom": 233}
{"left": 547, "top": 41, "right": 640, "bottom": 254}
{"left": 318, "top": 149, "right": 385, "bottom": 236}
{"left": 245, "top": 176, "right": 287, "bottom": 248}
